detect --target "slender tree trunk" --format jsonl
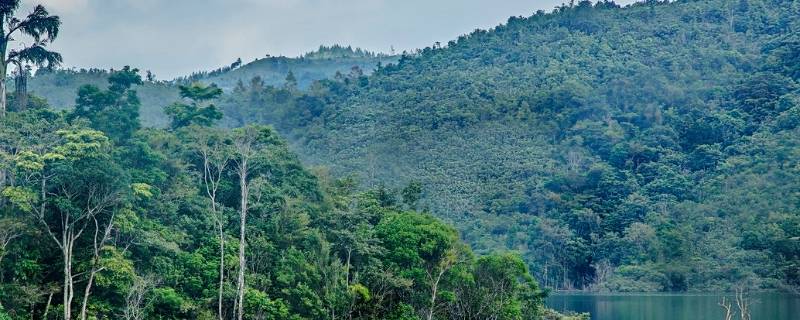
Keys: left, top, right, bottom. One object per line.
{"left": 43, "top": 291, "right": 54, "bottom": 320}
{"left": 236, "top": 159, "right": 249, "bottom": 320}
{"left": 79, "top": 269, "right": 96, "bottom": 320}
{"left": 0, "top": 61, "right": 6, "bottom": 118}
{"left": 0, "top": 54, "right": 6, "bottom": 192}
{"left": 15, "top": 66, "right": 27, "bottom": 111}
{"left": 218, "top": 221, "right": 225, "bottom": 320}
{"left": 0, "top": 167, "right": 6, "bottom": 195}
{"left": 63, "top": 234, "right": 73, "bottom": 320}
{"left": 345, "top": 248, "right": 352, "bottom": 285}
{"left": 426, "top": 271, "right": 444, "bottom": 320}
{"left": 201, "top": 145, "right": 229, "bottom": 320}
{"left": 79, "top": 218, "right": 112, "bottom": 320}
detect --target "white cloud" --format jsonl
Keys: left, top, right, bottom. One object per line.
{"left": 34, "top": 0, "right": 90, "bottom": 14}
{"left": 29, "top": 0, "right": 639, "bottom": 79}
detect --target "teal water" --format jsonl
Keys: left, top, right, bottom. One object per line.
{"left": 545, "top": 292, "right": 800, "bottom": 320}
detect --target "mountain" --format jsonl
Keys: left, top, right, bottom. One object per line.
{"left": 27, "top": 68, "right": 181, "bottom": 127}
{"left": 188, "top": 45, "right": 398, "bottom": 90}
{"left": 25, "top": 45, "right": 398, "bottom": 127}
{"left": 221, "top": 0, "right": 800, "bottom": 292}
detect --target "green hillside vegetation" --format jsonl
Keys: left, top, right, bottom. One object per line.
{"left": 189, "top": 45, "right": 398, "bottom": 90}
{"left": 0, "top": 70, "right": 550, "bottom": 319}
{"left": 25, "top": 46, "right": 398, "bottom": 127}
{"left": 213, "top": 0, "right": 800, "bottom": 293}
{"left": 29, "top": 68, "right": 180, "bottom": 127}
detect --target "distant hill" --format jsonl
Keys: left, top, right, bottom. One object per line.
{"left": 189, "top": 45, "right": 398, "bottom": 90}
{"left": 28, "top": 68, "right": 180, "bottom": 127}
{"left": 26, "top": 45, "right": 398, "bottom": 126}
{"left": 220, "top": 0, "right": 800, "bottom": 292}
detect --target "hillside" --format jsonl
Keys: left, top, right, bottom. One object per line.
{"left": 224, "top": 0, "right": 800, "bottom": 292}
{"left": 2, "top": 70, "right": 548, "bottom": 319}
{"left": 25, "top": 45, "right": 398, "bottom": 127}
{"left": 194, "top": 45, "right": 398, "bottom": 90}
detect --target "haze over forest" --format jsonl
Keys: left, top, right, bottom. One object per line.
{"left": 2, "top": 0, "right": 800, "bottom": 320}
{"left": 28, "top": 0, "right": 638, "bottom": 78}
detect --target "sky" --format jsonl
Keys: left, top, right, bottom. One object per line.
{"left": 26, "top": 0, "right": 637, "bottom": 79}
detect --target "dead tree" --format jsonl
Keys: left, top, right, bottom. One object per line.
{"left": 718, "top": 296, "right": 733, "bottom": 320}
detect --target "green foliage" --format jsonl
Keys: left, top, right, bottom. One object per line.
{"left": 71, "top": 66, "right": 143, "bottom": 142}
{"left": 1, "top": 100, "right": 541, "bottom": 320}
{"left": 164, "top": 83, "right": 224, "bottom": 129}
{"left": 211, "top": 0, "right": 800, "bottom": 292}
{"left": 0, "top": 304, "right": 9, "bottom": 320}
{"left": 6, "top": 1, "right": 800, "bottom": 319}
{"left": 243, "top": 289, "right": 290, "bottom": 320}
{"left": 1, "top": 186, "right": 36, "bottom": 213}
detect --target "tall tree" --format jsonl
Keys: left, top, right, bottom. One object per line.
{"left": 3, "top": 128, "right": 127, "bottom": 320}
{"left": 0, "top": 2, "right": 61, "bottom": 117}
{"left": 185, "top": 127, "right": 232, "bottom": 320}
{"left": 231, "top": 125, "right": 268, "bottom": 320}
{"left": 165, "top": 83, "right": 223, "bottom": 129}
{"left": 72, "top": 66, "right": 143, "bottom": 143}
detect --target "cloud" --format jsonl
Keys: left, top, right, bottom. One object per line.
{"left": 34, "top": 0, "right": 90, "bottom": 14}
{"left": 31, "top": 0, "right": 639, "bottom": 79}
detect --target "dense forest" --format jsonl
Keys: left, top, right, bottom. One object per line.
{"left": 199, "top": 0, "right": 800, "bottom": 294}
{"left": 0, "top": 39, "right": 561, "bottom": 320}
{"left": 2, "top": 0, "right": 800, "bottom": 318}
{"left": 0, "top": 2, "right": 564, "bottom": 320}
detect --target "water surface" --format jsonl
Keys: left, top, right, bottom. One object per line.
{"left": 545, "top": 292, "right": 800, "bottom": 320}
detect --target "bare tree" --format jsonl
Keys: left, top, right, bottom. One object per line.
{"left": 424, "top": 246, "right": 463, "bottom": 320}
{"left": 40, "top": 181, "right": 121, "bottom": 320}
{"left": 734, "top": 286, "right": 752, "bottom": 320}
{"left": 590, "top": 260, "right": 613, "bottom": 291}
{"left": 192, "top": 128, "right": 232, "bottom": 320}
{"left": 718, "top": 296, "right": 733, "bottom": 320}
{"left": 8, "top": 134, "right": 124, "bottom": 320}
{"left": 42, "top": 283, "right": 59, "bottom": 320}
{"left": 79, "top": 213, "right": 126, "bottom": 320}
{"left": 231, "top": 126, "right": 269, "bottom": 320}
{"left": 123, "top": 274, "right": 158, "bottom": 320}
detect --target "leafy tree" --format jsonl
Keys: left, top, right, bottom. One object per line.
{"left": 165, "top": 83, "right": 224, "bottom": 129}
{"left": 3, "top": 127, "right": 129, "bottom": 320}
{"left": 0, "top": 1, "right": 61, "bottom": 116}
{"left": 71, "top": 66, "right": 143, "bottom": 143}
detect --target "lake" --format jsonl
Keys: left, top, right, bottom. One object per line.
{"left": 545, "top": 292, "right": 800, "bottom": 320}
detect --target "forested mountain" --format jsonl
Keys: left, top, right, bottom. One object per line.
{"left": 1, "top": 72, "right": 552, "bottom": 319}
{"left": 28, "top": 68, "right": 180, "bottom": 127}
{"left": 25, "top": 45, "right": 397, "bottom": 127}
{"left": 4, "top": 0, "right": 800, "bottom": 318}
{"left": 187, "top": 45, "right": 397, "bottom": 91}
{"left": 214, "top": 0, "right": 800, "bottom": 293}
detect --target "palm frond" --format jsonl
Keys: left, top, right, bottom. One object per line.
{"left": 16, "top": 5, "right": 60, "bottom": 41}
{"left": 8, "top": 41, "right": 62, "bottom": 69}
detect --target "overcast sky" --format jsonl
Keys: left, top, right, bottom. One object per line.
{"left": 27, "top": 0, "right": 636, "bottom": 79}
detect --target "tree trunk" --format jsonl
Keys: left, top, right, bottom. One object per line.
{"left": 79, "top": 269, "right": 96, "bottom": 320}
{"left": 426, "top": 271, "right": 444, "bottom": 320}
{"left": 345, "top": 248, "right": 352, "bottom": 285}
{"left": 0, "top": 167, "right": 6, "bottom": 196}
{"left": 43, "top": 291, "right": 54, "bottom": 320}
{"left": 63, "top": 236, "right": 73, "bottom": 320}
{"left": 15, "top": 67, "right": 27, "bottom": 112}
{"left": 236, "top": 160, "right": 249, "bottom": 320}
{"left": 79, "top": 218, "right": 111, "bottom": 320}
{"left": 0, "top": 62, "right": 6, "bottom": 118}
{"left": 218, "top": 222, "right": 225, "bottom": 320}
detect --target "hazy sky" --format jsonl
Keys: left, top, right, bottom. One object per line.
{"left": 27, "top": 0, "right": 636, "bottom": 79}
